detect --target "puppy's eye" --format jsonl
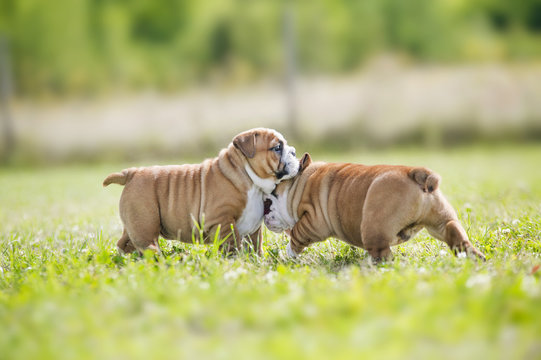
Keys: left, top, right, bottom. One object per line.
{"left": 272, "top": 144, "right": 282, "bottom": 153}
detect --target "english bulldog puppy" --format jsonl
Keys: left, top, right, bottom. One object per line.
{"left": 264, "top": 153, "right": 485, "bottom": 262}
{"left": 103, "top": 128, "right": 299, "bottom": 254}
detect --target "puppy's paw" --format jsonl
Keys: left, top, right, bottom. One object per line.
{"left": 286, "top": 242, "right": 298, "bottom": 258}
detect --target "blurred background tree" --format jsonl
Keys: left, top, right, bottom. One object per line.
{"left": 0, "top": 0, "right": 540, "bottom": 164}
{"left": 1, "top": 0, "right": 540, "bottom": 98}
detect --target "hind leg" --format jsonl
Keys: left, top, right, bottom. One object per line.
{"left": 367, "top": 246, "right": 392, "bottom": 264}
{"left": 128, "top": 227, "right": 161, "bottom": 254}
{"left": 361, "top": 227, "right": 394, "bottom": 264}
{"left": 121, "top": 206, "right": 162, "bottom": 254}
{"left": 117, "top": 228, "right": 137, "bottom": 254}
{"left": 427, "top": 220, "right": 485, "bottom": 260}
{"left": 127, "top": 222, "right": 161, "bottom": 254}
{"left": 361, "top": 174, "right": 429, "bottom": 263}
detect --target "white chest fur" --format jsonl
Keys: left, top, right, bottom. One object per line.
{"left": 244, "top": 164, "right": 275, "bottom": 194}
{"left": 237, "top": 186, "right": 264, "bottom": 237}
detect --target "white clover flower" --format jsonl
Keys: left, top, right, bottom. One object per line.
{"left": 521, "top": 276, "right": 539, "bottom": 297}
{"left": 223, "top": 267, "right": 247, "bottom": 281}
{"left": 264, "top": 271, "right": 277, "bottom": 284}
{"left": 303, "top": 304, "right": 318, "bottom": 318}
{"left": 223, "top": 271, "right": 237, "bottom": 281}
{"left": 466, "top": 274, "right": 492, "bottom": 289}
{"left": 416, "top": 281, "right": 431, "bottom": 295}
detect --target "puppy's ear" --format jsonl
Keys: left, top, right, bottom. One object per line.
{"left": 300, "top": 152, "right": 312, "bottom": 172}
{"left": 233, "top": 132, "right": 257, "bottom": 158}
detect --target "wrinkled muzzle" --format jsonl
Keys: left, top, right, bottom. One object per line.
{"left": 275, "top": 145, "right": 299, "bottom": 181}
{"left": 263, "top": 194, "right": 293, "bottom": 233}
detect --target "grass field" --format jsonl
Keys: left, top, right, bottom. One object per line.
{"left": 1, "top": 144, "right": 540, "bottom": 360}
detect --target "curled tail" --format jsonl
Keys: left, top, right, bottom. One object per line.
{"left": 408, "top": 167, "right": 440, "bottom": 193}
{"left": 103, "top": 168, "right": 135, "bottom": 187}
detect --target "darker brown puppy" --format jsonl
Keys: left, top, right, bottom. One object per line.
{"left": 264, "top": 153, "right": 485, "bottom": 262}
{"left": 104, "top": 128, "right": 299, "bottom": 254}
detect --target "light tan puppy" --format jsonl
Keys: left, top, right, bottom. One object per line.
{"left": 263, "top": 153, "right": 485, "bottom": 262}
{"left": 103, "top": 128, "right": 299, "bottom": 254}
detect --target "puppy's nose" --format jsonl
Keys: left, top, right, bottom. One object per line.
{"left": 291, "top": 147, "right": 296, "bottom": 157}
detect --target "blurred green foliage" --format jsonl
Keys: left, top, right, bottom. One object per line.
{"left": 1, "top": 0, "right": 541, "bottom": 97}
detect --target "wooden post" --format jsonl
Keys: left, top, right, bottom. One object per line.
{"left": 0, "top": 35, "right": 15, "bottom": 163}
{"left": 283, "top": 4, "right": 298, "bottom": 139}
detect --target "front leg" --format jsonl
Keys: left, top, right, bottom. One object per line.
{"left": 287, "top": 214, "right": 324, "bottom": 258}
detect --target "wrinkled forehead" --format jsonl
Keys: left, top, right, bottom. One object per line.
{"left": 255, "top": 128, "right": 286, "bottom": 148}
{"left": 269, "top": 129, "right": 286, "bottom": 144}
